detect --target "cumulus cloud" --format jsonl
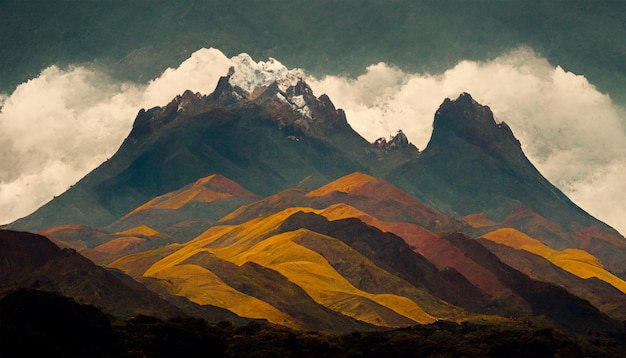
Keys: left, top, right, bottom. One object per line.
{"left": 0, "top": 66, "right": 141, "bottom": 221}
{"left": 1, "top": 47, "right": 624, "bottom": 236}
{"left": 143, "top": 48, "right": 231, "bottom": 105}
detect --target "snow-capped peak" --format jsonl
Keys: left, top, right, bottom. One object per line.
{"left": 229, "top": 53, "right": 305, "bottom": 94}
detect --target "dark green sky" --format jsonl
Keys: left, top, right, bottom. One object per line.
{"left": 1, "top": 0, "right": 625, "bottom": 105}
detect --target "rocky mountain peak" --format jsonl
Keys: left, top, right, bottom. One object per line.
{"left": 209, "top": 71, "right": 247, "bottom": 105}
{"left": 373, "top": 130, "right": 418, "bottom": 156}
{"left": 129, "top": 90, "right": 206, "bottom": 140}
{"left": 374, "top": 130, "right": 409, "bottom": 148}
{"left": 426, "top": 92, "right": 520, "bottom": 155}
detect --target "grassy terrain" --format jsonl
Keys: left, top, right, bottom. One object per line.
{"left": 482, "top": 228, "right": 626, "bottom": 294}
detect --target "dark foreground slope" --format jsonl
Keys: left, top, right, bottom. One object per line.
{"left": 2, "top": 290, "right": 623, "bottom": 358}
{"left": 0, "top": 229, "right": 238, "bottom": 321}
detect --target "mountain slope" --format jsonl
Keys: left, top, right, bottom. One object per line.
{"left": 479, "top": 237, "right": 626, "bottom": 321}
{"left": 106, "top": 174, "right": 260, "bottom": 240}
{"left": 0, "top": 229, "right": 184, "bottom": 320}
{"left": 10, "top": 78, "right": 373, "bottom": 232}
{"left": 389, "top": 93, "right": 625, "bottom": 276}
{"left": 441, "top": 232, "right": 622, "bottom": 334}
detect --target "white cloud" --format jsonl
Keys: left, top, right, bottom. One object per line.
{"left": 1, "top": 47, "right": 624, "bottom": 236}
{"left": 0, "top": 66, "right": 141, "bottom": 216}
{"left": 143, "top": 48, "right": 231, "bottom": 104}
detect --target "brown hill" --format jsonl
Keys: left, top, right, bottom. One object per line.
{"left": 107, "top": 174, "right": 260, "bottom": 241}
{"left": 40, "top": 224, "right": 177, "bottom": 265}
{"left": 0, "top": 229, "right": 184, "bottom": 320}
{"left": 306, "top": 172, "right": 466, "bottom": 232}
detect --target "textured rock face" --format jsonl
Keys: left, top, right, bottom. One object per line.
{"left": 428, "top": 92, "right": 520, "bottom": 160}
{"left": 374, "top": 130, "right": 412, "bottom": 150}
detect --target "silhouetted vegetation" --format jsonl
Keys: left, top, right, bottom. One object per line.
{"left": 2, "top": 290, "right": 624, "bottom": 357}
{"left": 0, "top": 290, "right": 123, "bottom": 357}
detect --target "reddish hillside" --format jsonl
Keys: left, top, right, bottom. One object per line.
{"left": 124, "top": 174, "right": 257, "bottom": 215}
{"left": 308, "top": 173, "right": 464, "bottom": 232}
{"left": 108, "top": 174, "right": 260, "bottom": 241}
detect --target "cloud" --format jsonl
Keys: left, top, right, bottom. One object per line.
{"left": 308, "top": 47, "right": 626, "bottom": 235}
{"left": 143, "top": 48, "right": 231, "bottom": 105}
{"left": 0, "top": 66, "right": 141, "bottom": 221}
{"left": 1, "top": 47, "right": 624, "bottom": 236}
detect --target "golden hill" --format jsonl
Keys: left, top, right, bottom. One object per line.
{"left": 482, "top": 228, "right": 626, "bottom": 294}
{"left": 141, "top": 207, "right": 446, "bottom": 328}
{"left": 121, "top": 174, "right": 257, "bottom": 218}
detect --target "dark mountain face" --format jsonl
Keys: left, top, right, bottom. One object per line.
{"left": 387, "top": 93, "right": 625, "bottom": 275}
{"left": 10, "top": 77, "right": 374, "bottom": 232}
{"left": 396, "top": 93, "right": 577, "bottom": 223}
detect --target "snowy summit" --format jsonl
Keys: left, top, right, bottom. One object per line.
{"left": 228, "top": 53, "right": 305, "bottom": 94}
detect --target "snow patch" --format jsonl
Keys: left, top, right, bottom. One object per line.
{"left": 229, "top": 54, "right": 305, "bottom": 94}
{"left": 275, "top": 92, "right": 290, "bottom": 104}
{"left": 288, "top": 95, "right": 312, "bottom": 118}
{"left": 226, "top": 53, "right": 313, "bottom": 118}
{"left": 291, "top": 95, "right": 306, "bottom": 108}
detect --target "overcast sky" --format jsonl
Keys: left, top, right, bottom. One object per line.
{"left": 1, "top": 47, "right": 624, "bottom": 235}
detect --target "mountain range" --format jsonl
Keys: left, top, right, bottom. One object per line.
{"left": 3, "top": 66, "right": 625, "bottom": 353}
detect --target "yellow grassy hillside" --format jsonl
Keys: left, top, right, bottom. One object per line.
{"left": 150, "top": 263, "right": 296, "bottom": 328}
{"left": 306, "top": 172, "right": 376, "bottom": 197}
{"left": 144, "top": 207, "right": 437, "bottom": 327}
{"left": 115, "top": 225, "right": 160, "bottom": 237}
{"left": 482, "top": 228, "right": 626, "bottom": 294}
{"left": 209, "top": 228, "right": 435, "bottom": 326}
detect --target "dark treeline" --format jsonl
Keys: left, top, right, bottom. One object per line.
{"left": 1, "top": 290, "right": 624, "bottom": 358}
